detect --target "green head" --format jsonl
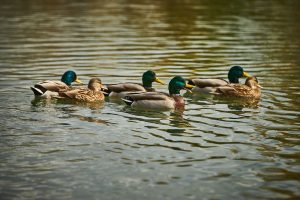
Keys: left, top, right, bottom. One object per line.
{"left": 228, "top": 66, "right": 251, "bottom": 83}
{"left": 168, "top": 76, "right": 194, "bottom": 95}
{"left": 142, "top": 70, "right": 164, "bottom": 88}
{"left": 61, "top": 70, "right": 82, "bottom": 86}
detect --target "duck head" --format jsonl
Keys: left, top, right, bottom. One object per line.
{"left": 228, "top": 66, "right": 251, "bottom": 83}
{"left": 61, "top": 70, "right": 82, "bottom": 85}
{"left": 142, "top": 70, "right": 164, "bottom": 88}
{"left": 168, "top": 76, "right": 194, "bottom": 95}
{"left": 245, "top": 76, "right": 262, "bottom": 89}
{"left": 88, "top": 78, "right": 104, "bottom": 91}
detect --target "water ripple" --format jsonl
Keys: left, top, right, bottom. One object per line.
{"left": 1, "top": 0, "right": 300, "bottom": 199}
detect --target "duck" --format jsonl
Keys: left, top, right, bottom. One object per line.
{"left": 57, "top": 78, "right": 105, "bottom": 102}
{"left": 214, "top": 76, "right": 262, "bottom": 99}
{"left": 188, "top": 66, "right": 251, "bottom": 93}
{"left": 103, "top": 70, "right": 165, "bottom": 99}
{"left": 30, "top": 70, "right": 82, "bottom": 98}
{"left": 122, "top": 76, "right": 194, "bottom": 110}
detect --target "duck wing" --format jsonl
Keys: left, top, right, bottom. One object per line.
{"left": 34, "top": 80, "right": 69, "bottom": 93}
{"left": 59, "top": 88, "right": 104, "bottom": 102}
{"left": 59, "top": 88, "right": 82, "bottom": 99}
{"left": 122, "top": 92, "right": 170, "bottom": 106}
{"left": 107, "top": 83, "right": 146, "bottom": 93}
{"left": 216, "top": 84, "right": 252, "bottom": 96}
{"left": 189, "top": 79, "right": 228, "bottom": 88}
{"left": 125, "top": 92, "right": 170, "bottom": 101}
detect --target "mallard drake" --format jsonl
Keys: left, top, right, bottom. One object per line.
{"left": 122, "top": 76, "right": 194, "bottom": 110}
{"left": 30, "top": 70, "right": 82, "bottom": 98}
{"left": 188, "top": 66, "right": 251, "bottom": 93}
{"left": 103, "top": 70, "right": 164, "bottom": 99}
{"left": 58, "top": 78, "right": 105, "bottom": 102}
{"left": 214, "top": 76, "right": 262, "bottom": 99}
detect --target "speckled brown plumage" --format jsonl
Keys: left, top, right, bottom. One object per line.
{"left": 215, "top": 77, "right": 261, "bottom": 99}
{"left": 58, "top": 78, "right": 105, "bottom": 102}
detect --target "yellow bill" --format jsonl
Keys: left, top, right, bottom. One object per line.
{"left": 243, "top": 72, "right": 251, "bottom": 77}
{"left": 185, "top": 83, "right": 194, "bottom": 89}
{"left": 184, "top": 83, "right": 194, "bottom": 94}
{"left": 75, "top": 78, "right": 83, "bottom": 84}
{"left": 155, "top": 77, "right": 165, "bottom": 85}
{"left": 257, "top": 84, "right": 263, "bottom": 88}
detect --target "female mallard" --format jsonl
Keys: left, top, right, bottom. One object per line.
{"left": 215, "top": 76, "right": 262, "bottom": 99}
{"left": 188, "top": 66, "right": 251, "bottom": 93}
{"left": 103, "top": 70, "right": 164, "bottom": 99}
{"left": 58, "top": 78, "right": 105, "bottom": 102}
{"left": 30, "top": 70, "right": 82, "bottom": 98}
{"left": 122, "top": 76, "right": 194, "bottom": 110}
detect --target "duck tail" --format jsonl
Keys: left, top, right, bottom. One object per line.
{"left": 31, "top": 84, "right": 48, "bottom": 96}
{"left": 30, "top": 86, "right": 43, "bottom": 96}
{"left": 122, "top": 96, "right": 134, "bottom": 106}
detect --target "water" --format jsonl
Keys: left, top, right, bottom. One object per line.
{"left": 0, "top": 0, "right": 300, "bottom": 199}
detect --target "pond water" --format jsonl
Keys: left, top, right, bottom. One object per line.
{"left": 0, "top": 0, "right": 299, "bottom": 199}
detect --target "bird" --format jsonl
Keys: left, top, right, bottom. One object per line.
{"left": 188, "top": 66, "right": 251, "bottom": 93}
{"left": 102, "top": 70, "right": 165, "bottom": 99}
{"left": 122, "top": 76, "right": 194, "bottom": 110}
{"left": 57, "top": 78, "right": 105, "bottom": 102}
{"left": 30, "top": 70, "right": 82, "bottom": 98}
{"left": 214, "top": 76, "right": 262, "bottom": 99}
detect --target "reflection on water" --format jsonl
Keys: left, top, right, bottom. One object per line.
{"left": 0, "top": 0, "right": 300, "bottom": 199}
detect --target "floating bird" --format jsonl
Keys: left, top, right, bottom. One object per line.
{"left": 30, "top": 70, "right": 82, "bottom": 98}
{"left": 58, "top": 78, "right": 105, "bottom": 102}
{"left": 103, "top": 70, "right": 164, "bottom": 99}
{"left": 122, "top": 76, "right": 194, "bottom": 110}
{"left": 188, "top": 66, "right": 251, "bottom": 93}
{"left": 214, "top": 76, "right": 262, "bottom": 99}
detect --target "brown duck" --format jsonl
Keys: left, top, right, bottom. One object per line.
{"left": 58, "top": 78, "right": 105, "bottom": 102}
{"left": 215, "top": 76, "right": 262, "bottom": 99}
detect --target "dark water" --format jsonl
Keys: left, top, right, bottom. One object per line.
{"left": 0, "top": 0, "right": 300, "bottom": 199}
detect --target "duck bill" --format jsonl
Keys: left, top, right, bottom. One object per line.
{"left": 75, "top": 78, "right": 83, "bottom": 84}
{"left": 100, "top": 84, "right": 107, "bottom": 90}
{"left": 257, "top": 84, "right": 263, "bottom": 88}
{"left": 184, "top": 83, "right": 194, "bottom": 93}
{"left": 243, "top": 72, "right": 251, "bottom": 78}
{"left": 185, "top": 83, "right": 194, "bottom": 89}
{"left": 155, "top": 77, "right": 165, "bottom": 85}
{"left": 99, "top": 85, "right": 109, "bottom": 95}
